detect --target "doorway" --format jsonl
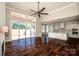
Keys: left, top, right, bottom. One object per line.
{"left": 11, "top": 20, "right": 36, "bottom": 41}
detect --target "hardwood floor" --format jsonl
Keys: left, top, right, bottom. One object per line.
{"left": 5, "top": 37, "right": 79, "bottom": 56}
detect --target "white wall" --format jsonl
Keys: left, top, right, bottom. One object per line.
{"left": 5, "top": 7, "right": 30, "bottom": 42}
{"left": 36, "top": 17, "right": 42, "bottom": 37}
{"left": 42, "top": 3, "right": 79, "bottom": 22}
{"left": 0, "top": 2, "right": 5, "bottom": 56}
{"left": 5, "top": 7, "right": 42, "bottom": 42}
{"left": 5, "top": 8, "right": 12, "bottom": 42}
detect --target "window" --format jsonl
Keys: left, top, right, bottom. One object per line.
{"left": 42, "top": 25, "right": 45, "bottom": 32}
{"left": 11, "top": 11, "right": 36, "bottom": 40}
{"left": 49, "top": 24, "right": 53, "bottom": 32}
{"left": 42, "top": 24, "right": 48, "bottom": 32}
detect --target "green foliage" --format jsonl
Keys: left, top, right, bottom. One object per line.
{"left": 12, "top": 22, "right": 31, "bottom": 29}
{"left": 19, "top": 24, "right": 25, "bottom": 29}
{"left": 12, "top": 23, "right": 19, "bottom": 29}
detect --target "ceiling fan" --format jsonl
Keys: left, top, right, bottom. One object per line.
{"left": 30, "top": 2, "right": 48, "bottom": 18}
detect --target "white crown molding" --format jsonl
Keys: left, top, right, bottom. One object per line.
{"left": 49, "top": 3, "right": 78, "bottom": 14}
{"left": 6, "top": 6, "right": 30, "bottom": 16}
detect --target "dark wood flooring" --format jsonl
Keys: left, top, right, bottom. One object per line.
{"left": 5, "top": 37, "right": 79, "bottom": 56}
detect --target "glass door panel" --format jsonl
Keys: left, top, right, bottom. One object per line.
{"left": 11, "top": 20, "right": 36, "bottom": 40}
{"left": 11, "top": 20, "right": 19, "bottom": 40}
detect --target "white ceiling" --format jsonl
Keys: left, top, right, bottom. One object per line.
{"left": 6, "top": 2, "right": 73, "bottom": 14}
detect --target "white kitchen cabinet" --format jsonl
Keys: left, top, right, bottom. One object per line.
{"left": 48, "top": 32, "right": 67, "bottom": 40}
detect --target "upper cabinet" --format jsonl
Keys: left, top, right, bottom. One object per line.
{"left": 60, "top": 23, "right": 65, "bottom": 29}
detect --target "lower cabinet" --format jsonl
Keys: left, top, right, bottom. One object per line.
{"left": 48, "top": 32, "right": 67, "bottom": 40}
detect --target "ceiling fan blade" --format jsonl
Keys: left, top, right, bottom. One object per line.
{"left": 38, "top": 14, "right": 40, "bottom": 17}
{"left": 39, "top": 8, "right": 45, "bottom": 13}
{"left": 40, "top": 13, "right": 48, "bottom": 15}
{"left": 30, "top": 9, "right": 37, "bottom": 12}
{"left": 31, "top": 12, "right": 38, "bottom": 16}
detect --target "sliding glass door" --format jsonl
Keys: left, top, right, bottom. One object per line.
{"left": 11, "top": 20, "right": 36, "bottom": 41}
